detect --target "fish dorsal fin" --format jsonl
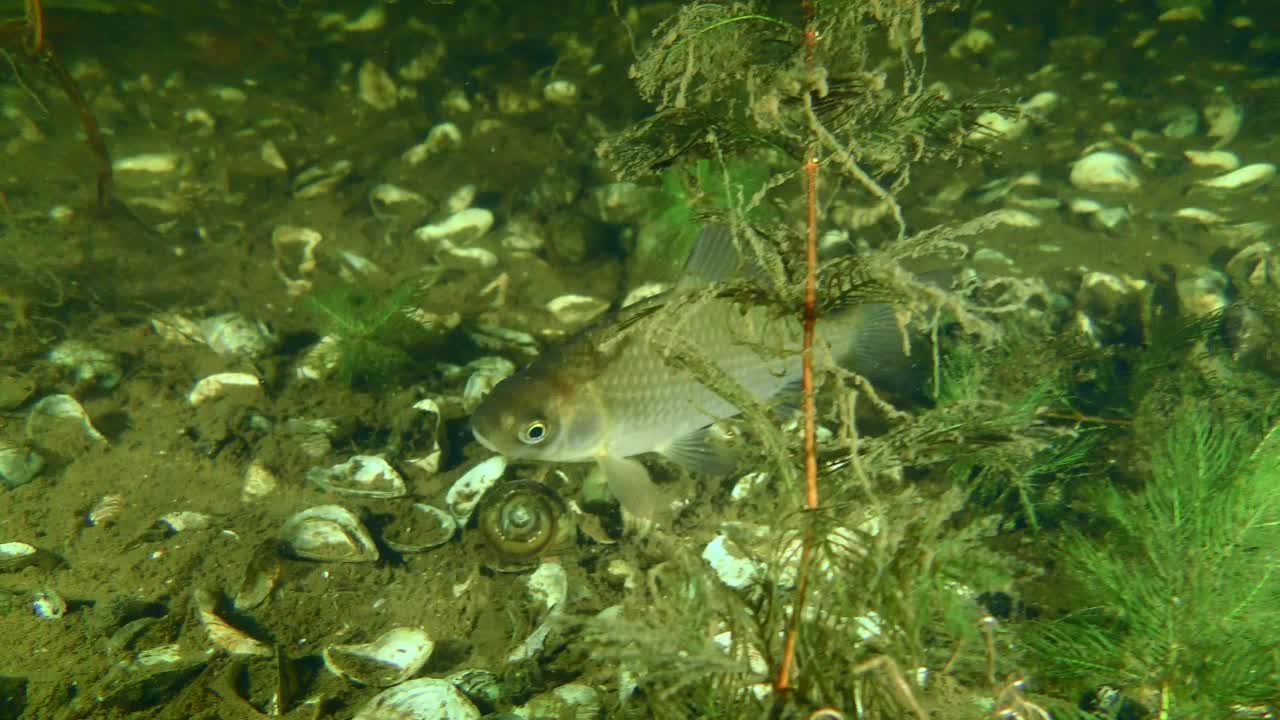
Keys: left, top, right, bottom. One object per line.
{"left": 676, "top": 225, "right": 741, "bottom": 288}
{"left": 657, "top": 426, "right": 738, "bottom": 476}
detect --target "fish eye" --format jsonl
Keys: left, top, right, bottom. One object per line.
{"left": 518, "top": 419, "right": 549, "bottom": 445}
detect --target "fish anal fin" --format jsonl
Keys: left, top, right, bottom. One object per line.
{"left": 657, "top": 426, "right": 738, "bottom": 477}
{"left": 597, "top": 455, "right": 662, "bottom": 518}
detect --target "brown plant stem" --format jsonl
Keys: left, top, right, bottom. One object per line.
{"left": 775, "top": 0, "right": 821, "bottom": 696}
{"left": 21, "top": 0, "right": 115, "bottom": 209}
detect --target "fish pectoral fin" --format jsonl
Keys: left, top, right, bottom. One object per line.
{"left": 597, "top": 455, "right": 662, "bottom": 518}
{"left": 657, "top": 426, "right": 738, "bottom": 476}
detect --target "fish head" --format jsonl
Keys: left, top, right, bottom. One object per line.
{"left": 470, "top": 371, "right": 606, "bottom": 462}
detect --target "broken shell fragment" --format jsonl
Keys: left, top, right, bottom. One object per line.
{"left": 323, "top": 627, "right": 434, "bottom": 687}
{"left": 32, "top": 589, "right": 67, "bottom": 620}
{"left": 272, "top": 225, "right": 322, "bottom": 296}
{"left": 234, "top": 540, "right": 281, "bottom": 611}
{"left": 446, "top": 456, "right": 508, "bottom": 522}
{"left": 280, "top": 505, "right": 379, "bottom": 563}
{"left": 354, "top": 677, "right": 481, "bottom": 720}
{"left": 194, "top": 589, "right": 271, "bottom": 657}
{"left": 383, "top": 503, "right": 458, "bottom": 553}
{"left": 307, "top": 455, "right": 407, "bottom": 498}
{"left": 188, "top": 372, "right": 262, "bottom": 406}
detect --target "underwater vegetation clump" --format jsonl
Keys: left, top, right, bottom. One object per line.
{"left": 305, "top": 277, "right": 449, "bottom": 390}
{"left": 1017, "top": 352, "right": 1280, "bottom": 719}
{"left": 573, "top": 0, "right": 1087, "bottom": 717}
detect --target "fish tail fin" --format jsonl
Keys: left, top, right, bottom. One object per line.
{"left": 822, "top": 303, "right": 929, "bottom": 398}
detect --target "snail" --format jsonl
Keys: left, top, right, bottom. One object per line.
{"left": 475, "top": 480, "right": 576, "bottom": 569}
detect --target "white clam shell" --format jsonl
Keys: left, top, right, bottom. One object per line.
{"left": 1173, "top": 207, "right": 1226, "bottom": 224}
{"left": 415, "top": 207, "right": 495, "bottom": 243}
{"left": 403, "top": 122, "right": 463, "bottom": 165}
{"left": 0, "top": 444, "right": 44, "bottom": 490}
{"left": 369, "top": 183, "right": 427, "bottom": 214}
{"left": 446, "top": 456, "right": 508, "bottom": 522}
{"left": 323, "top": 627, "right": 434, "bottom": 687}
{"left": 114, "top": 152, "right": 184, "bottom": 174}
{"left": 188, "top": 372, "right": 262, "bottom": 406}
{"left": 435, "top": 239, "right": 498, "bottom": 271}
{"left": 1070, "top": 151, "right": 1140, "bottom": 192}
{"left": 542, "top": 79, "right": 579, "bottom": 105}
{"left": 461, "top": 357, "right": 515, "bottom": 412}
{"left": 447, "top": 185, "right": 477, "bottom": 214}
{"left": 545, "top": 295, "right": 609, "bottom": 326}
{"left": 1195, "top": 163, "right": 1276, "bottom": 191}
{"left": 0, "top": 542, "right": 38, "bottom": 572}
{"left": 198, "top": 313, "right": 275, "bottom": 359}
{"left": 358, "top": 60, "right": 399, "bottom": 110}
{"left": 354, "top": 677, "right": 481, "bottom": 720}
{"left": 280, "top": 505, "right": 379, "bottom": 562}
{"left": 26, "top": 394, "right": 107, "bottom": 446}
{"left": 307, "top": 455, "right": 407, "bottom": 498}
{"left": 242, "top": 460, "right": 279, "bottom": 503}
{"left": 1176, "top": 268, "right": 1229, "bottom": 318}
{"left": 513, "top": 683, "right": 602, "bottom": 720}
{"left": 1184, "top": 149, "right": 1240, "bottom": 171}
{"left": 702, "top": 534, "right": 765, "bottom": 590}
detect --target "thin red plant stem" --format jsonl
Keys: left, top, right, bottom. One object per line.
{"left": 776, "top": 1, "right": 821, "bottom": 696}
{"left": 24, "top": 0, "right": 44, "bottom": 53}
{"left": 19, "top": 0, "right": 115, "bottom": 208}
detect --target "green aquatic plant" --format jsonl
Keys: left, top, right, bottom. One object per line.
{"left": 305, "top": 279, "right": 440, "bottom": 390}
{"left": 625, "top": 156, "right": 773, "bottom": 284}
{"left": 1018, "top": 367, "right": 1280, "bottom": 718}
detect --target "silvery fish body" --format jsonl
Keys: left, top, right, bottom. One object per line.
{"left": 470, "top": 227, "right": 900, "bottom": 516}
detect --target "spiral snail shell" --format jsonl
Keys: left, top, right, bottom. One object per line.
{"left": 475, "top": 481, "right": 575, "bottom": 569}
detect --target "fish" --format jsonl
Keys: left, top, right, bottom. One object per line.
{"left": 470, "top": 226, "right": 906, "bottom": 517}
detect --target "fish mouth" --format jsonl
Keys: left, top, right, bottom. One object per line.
{"left": 470, "top": 422, "right": 500, "bottom": 453}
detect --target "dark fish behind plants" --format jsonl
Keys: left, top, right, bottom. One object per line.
{"left": 470, "top": 226, "right": 906, "bottom": 516}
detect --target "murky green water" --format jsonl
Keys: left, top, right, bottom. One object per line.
{"left": 1, "top": 1, "right": 1278, "bottom": 718}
